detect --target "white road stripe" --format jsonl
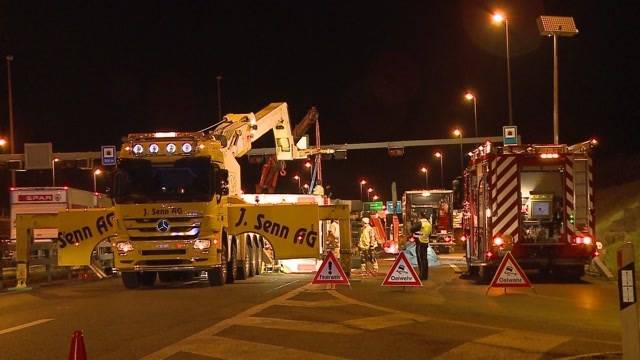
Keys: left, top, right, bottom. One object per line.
{"left": 264, "top": 280, "right": 299, "bottom": 293}
{"left": 449, "top": 264, "right": 462, "bottom": 273}
{"left": 0, "top": 319, "right": 54, "bottom": 335}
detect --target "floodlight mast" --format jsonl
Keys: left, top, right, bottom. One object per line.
{"left": 537, "top": 16, "right": 579, "bottom": 145}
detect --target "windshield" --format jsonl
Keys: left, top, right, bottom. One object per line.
{"left": 114, "top": 157, "right": 213, "bottom": 203}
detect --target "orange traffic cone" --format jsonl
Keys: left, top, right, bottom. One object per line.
{"left": 68, "top": 330, "right": 87, "bottom": 360}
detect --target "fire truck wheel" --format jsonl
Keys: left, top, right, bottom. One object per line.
{"left": 479, "top": 267, "right": 495, "bottom": 284}
{"left": 208, "top": 241, "right": 228, "bottom": 286}
{"left": 226, "top": 241, "right": 238, "bottom": 284}
{"left": 121, "top": 272, "right": 141, "bottom": 289}
{"left": 141, "top": 272, "right": 157, "bottom": 287}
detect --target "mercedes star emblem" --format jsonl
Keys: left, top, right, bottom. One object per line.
{"left": 157, "top": 219, "right": 170, "bottom": 232}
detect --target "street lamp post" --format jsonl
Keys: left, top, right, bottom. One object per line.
{"left": 359, "top": 179, "right": 366, "bottom": 202}
{"left": 420, "top": 167, "right": 429, "bottom": 189}
{"left": 453, "top": 129, "right": 463, "bottom": 173}
{"left": 216, "top": 75, "right": 223, "bottom": 122}
{"left": 464, "top": 92, "right": 478, "bottom": 137}
{"left": 536, "top": 16, "right": 579, "bottom": 145}
{"left": 6, "top": 55, "right": 16, "bottom": 187}
{"left": 492, "top": 12, "right": 513, "bottom": 126}
{"left": 367, "top": 187, "right": 373, "bottom": 202}
{"left": 93, "top": 169, "right": 103, "bottom": 193}
{"left": 434, "top": 152, "right": 444, "bottom": 188}
{"left": 52, "top": 158, "right": 60, "bottom": 186}
{"left": 293, "top": 175, "right": 301, "bottom": 193}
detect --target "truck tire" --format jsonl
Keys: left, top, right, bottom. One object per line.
{"left": 254, "top": 236, "right": 262, "bottom": 275}
{"left": 237, "top": 241, "right": 251, "bottom": 280}
{"left": 121, "top": 272, "right": 141, "bottom": 289}
{"left": 226, "top": 241, "right": 238, "bottom": 284}
{"left": 141, "top": 272, "right": 157, "bottom": 287}
{"left": 208, "top": 242, "right": 228, "bottom": 286}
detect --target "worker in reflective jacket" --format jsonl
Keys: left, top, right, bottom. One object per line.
{"left": 358, "top": 217, "right": 379, "bottom": 274}
{"left": 416, "top": 212, "right": 432, "bottom": 280}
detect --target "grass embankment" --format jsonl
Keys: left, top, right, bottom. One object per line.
{"left": 595, "top": 180, "right": 640, "bottom": 272}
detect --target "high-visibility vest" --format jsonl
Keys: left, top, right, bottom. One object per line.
{"left": 418, "top": 219, "right": 432, "bottom": 243}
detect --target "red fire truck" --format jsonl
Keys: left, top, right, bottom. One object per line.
{"left": 461, "top": 140, "right": 598, "bottom": 282}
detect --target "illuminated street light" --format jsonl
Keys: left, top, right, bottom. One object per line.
{"left": 93, "top": 169, "right": 103, "bottom": 193}
{"left": 464, "top": 91, "right": 478, "bottom": 137}
{"left": 52, "top": 157, "right": 60, "bottom": 186}
{"left": 537, "top": 15, "right": 579, "bottom": 145}
{"left": 367, "top": 187, "right": 373, "bottom": 202}
{"left": 303, "top": 183, "right": 310, "bottom": 190}
{"left": 0, "top": 138, "right": 7, "bottom": 147}
{"left": 293, "top": 175, "right": 301, "bottom": 193}
{"left": 434, "top": 152, "right": 444, "bottom": 188}
{"left": 491, "top": 11, "right": 513, "bottom": 126}
{"left": 372, "top": 195, "right": 379, "bottom": 201}
{"left": 420, "top": 167, "right": 429, "bottom": 189}
{"left": 359, "top": 179, "right": 367, "bottom": 202}
{"left": 452, "top": 129, "right": 464, "bottom": 173}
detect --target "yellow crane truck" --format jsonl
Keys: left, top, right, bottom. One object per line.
{"left": 13, "top": 103, "right": 351, "bottom": 289}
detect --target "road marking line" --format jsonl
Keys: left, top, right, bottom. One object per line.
{"left": 236, "top": 316, "right": 360, "bottom": 334}
{"left": 181, "top": 335, "right": 349, "bottom": 360}
{"left": 342, "top": 313, "right": 423, "bottom": 330}
{"left": 264, "top": 280, "right": 300, "bottom": 293}
{"left": 280, "top": 299, "right": 345, "bottom": 307}
{"left": 449, "top": 264, "right": 462, "bottom": 273}
{"left": 433, "top": 329, "right": 571, "bottom": 360}
{"left": 0, "top": 319, "right": 54, "bottom": 335}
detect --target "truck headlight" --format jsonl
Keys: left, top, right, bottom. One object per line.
{"left": 116, "top": 241, "right": 134, "bottom": 254}
{"left": 194, "top": 239, "right": 211, "bottom": 250}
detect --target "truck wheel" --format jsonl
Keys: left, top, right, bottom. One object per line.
{"left": 237, "top": 244, "right": 250, "bottom": 281}
{"left": 121, "top": 272, "right": 141, "bottom": 289}
{"left": 208, "top": 242, "right": 228, "bottom": 286}
{"left": 141, "top": 272, "right": 157, "bottom": 287}
{"left": 226, "top": 241, "right": 238, "bottom": 284}
{"left": 254, "top": 236, "right": 262, "bottom": 275}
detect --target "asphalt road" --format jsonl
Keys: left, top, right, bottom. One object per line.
{"left": 0, "top": 253, "right": 622, "bottom": 359}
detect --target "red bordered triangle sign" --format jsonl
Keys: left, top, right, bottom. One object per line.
{"left": 312, "top": 251, "right": 350, "bottom": 285}
{"left": 381, "top": 252, "right": 422, "bottom": 287}
{"left": 489, "top": 251, "right": 532, "bottom": 288}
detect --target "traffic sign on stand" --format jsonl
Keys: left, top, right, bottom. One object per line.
{"left": 312, "top": 251, "right": 349, "bottom": 285}
{"left": 101, "top": 145, "right": 117, "bottom": 166}
{"left": 381, "top": 252, "right": 422, "bottom": 287}
{"left": 503, "top": 126, "right": 518, "bottom": 145}
{"left": 487, "top": 252, "right": 532, "bottom": 293}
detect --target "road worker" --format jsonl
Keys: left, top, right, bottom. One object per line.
{"left": 327, "top": 219, "right": 341, "bottom": 258}
{"left": 417, "top": 212, "right": 432, "bottom": 280}
{"left": 358, "top": 217, "right": 379, "bottom": 274}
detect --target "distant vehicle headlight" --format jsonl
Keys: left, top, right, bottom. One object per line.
{"left": 193, "top": 239, "right": 211, "bottom": 250}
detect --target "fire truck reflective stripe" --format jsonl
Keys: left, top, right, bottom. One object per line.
{"left": 495, "top": 190, "right": 518, "bottom": 219}
{"left": 505, "top": 220, "right": 519, "bottom": 241}
{"left": 588, "top": 158, "right": 595, "bottom": 231}
{"left": 495, "top": 171, "right": 518, "bottom": 206}
{"left": 565, "top": 158, "right": 575, "bottom": 238}
{"left": 495, "top": 163, "right": 518, "bottom": 193}
{"left": 492, "top": 201, "right": 518, "bottom": 236}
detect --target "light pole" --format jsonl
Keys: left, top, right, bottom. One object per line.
{"left": 52, "top": 158, "right": 60, "bottom": 186}
{"left": 464, "top": 92, "right": 478, "bottom": 137}
{"left": 420, "top": 167, "right": 429, "bottom": 189}
{"left": 359, "top": 179, "right": 366, "bottom": 202}
{"left": 93, "top": 169, "right": 103, "bottom": 193}
{"left": 453, "top": 129, "right": 463, "bottom": 174}
{"left": 434, "top": 152, "right": 444, "bottom": 188}
{"left": 216, "top": 75, "right": 223, "bottom": 122}
{"left": 367, "top": 187, "right": 373, "bottom": 202}
{"left": 6, "top": 55, "right": 16, "bottom": 187}
{"left": 303, "top": 183, "right": 310, "bottom": 193}
{"left": 537, "top": 16, "right": 579, "bottom": 145}
{"left": 492, "top": 12, "right": 513, "bottom": 126}
{"left": 293, "top": 175, "right": 301, "bottom": 193}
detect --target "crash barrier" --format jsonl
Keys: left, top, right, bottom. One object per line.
{"left": 68, "top": 330, "right": 87, "bottom": 360}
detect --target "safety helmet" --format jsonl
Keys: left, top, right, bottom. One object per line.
{"left": 362, "top": 217, "right": 370, "bottom": 224}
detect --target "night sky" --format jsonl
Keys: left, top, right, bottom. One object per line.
{"left": 0, "top": 1, "right": 638, "bottom": 201}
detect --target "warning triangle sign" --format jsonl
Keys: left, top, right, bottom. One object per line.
{"left": 381, "top": 252, "right": 422, "bottom": 287}
{"left": 312, "top": 251, "right": 350, "bottom": 285}
{"left": 489, "top": 251, "right": 532, "bottom": 288}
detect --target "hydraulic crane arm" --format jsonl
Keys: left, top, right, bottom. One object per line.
{"left": 212, "top": 102, "right": 332, "bottom": 160}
